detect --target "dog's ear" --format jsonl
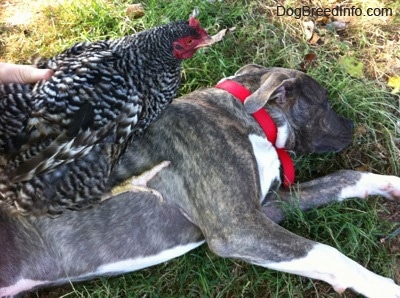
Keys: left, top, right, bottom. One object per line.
{"left": 244, "top": 73, "right": 296, "bottom": 114}
{"left": 234, "top": 64, "right": 265, "bottom": 76}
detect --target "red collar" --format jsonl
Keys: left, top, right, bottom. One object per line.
{"left": 215, "top": 79, "right": 295, "bottom": 187}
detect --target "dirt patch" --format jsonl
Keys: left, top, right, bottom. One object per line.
{"left": 0, "top": 0, "right": 50, "bottom": 25}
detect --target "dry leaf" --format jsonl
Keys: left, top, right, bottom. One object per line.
{"left": 303, "top": 20, "right": 314, "bottom": 41}
{"left": 126, "top": 4, "right": 145, "bottom": 19}
{"left": 308, "top": 33, "right": 320, "bottom": 45}
{"left": 355, "top": 124, "right": 368, "bottom": 136}
{"left": 388, "top": 76, "right": 400, "bottom": 94}
{"left": 190, "top": 8, "right": 199, "bottom": 18}
{"left": 304, "top": 52, "right": 317, "bottom": 62}
{"left": 315, "top": 16, "right": 330, "bottom": 25}
{"left": 338, "top": 56, "right": 364, "bottom": 78}
{"left": 395, "top": 120, "right": 400, "bottom": 135}
{"left": 332, "top": 20, "right": 347, "bottom": 31}
{"left": 210, "top": 27, "right": 235, "bottom": 44}
{"left": 299, "top": 52, "right": 317, "bottom": 72}
{"left": 326, "top": 20, "right": 347, "bottom": 32}
{"left": 355, "top": 165, "right": 368, "bottom": 172}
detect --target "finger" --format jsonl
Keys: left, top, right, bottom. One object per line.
{"left": 0, "top": 63, "right": 53, "bottom": 84}
{"left": 15, "top": 65, "right": 53, "bottom": 84}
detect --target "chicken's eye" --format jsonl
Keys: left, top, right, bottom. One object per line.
{"left": 186, "top": 39, "right": 193, "bottom": 45}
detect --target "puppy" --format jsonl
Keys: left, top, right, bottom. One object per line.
{"left": 1, "top": 64, "right": 399, "bottom": 298}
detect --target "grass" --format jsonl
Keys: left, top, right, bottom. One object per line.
{"left": 1, "top": 0, "right": 399, "bottom": 297}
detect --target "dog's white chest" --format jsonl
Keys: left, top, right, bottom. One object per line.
{"left": 248, "top": 134, "right": 281, "bottom": 201}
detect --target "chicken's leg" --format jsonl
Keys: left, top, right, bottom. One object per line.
{"left": 102, "top": 161, "right": 170, "bottom": 202}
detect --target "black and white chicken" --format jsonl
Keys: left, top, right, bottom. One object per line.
{"left": 0, "top": 16, "right": 211, "bottom": 216}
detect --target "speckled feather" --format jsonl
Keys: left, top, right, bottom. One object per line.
{"left": 0, "top": 19, "right": 208, "bottom": 216}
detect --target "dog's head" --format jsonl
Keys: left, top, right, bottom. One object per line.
{"left": 230, "top": 64, "right": 353, "bottom": 154}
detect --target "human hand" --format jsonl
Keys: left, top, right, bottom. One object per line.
{"left": 0, "top": 62, "right": 53, "bottom": 84}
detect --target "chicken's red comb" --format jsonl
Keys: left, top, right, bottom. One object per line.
{"left": 189, "top": 16, "right": 200, "bottom": 28}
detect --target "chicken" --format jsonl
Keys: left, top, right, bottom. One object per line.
{"left": 0, "top": 16, "right": 211, "bottom": 216}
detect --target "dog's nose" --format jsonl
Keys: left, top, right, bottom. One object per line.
{"left": 339, "top": 116, "right": 354, "bottom": 131}
{"left": 346, "top": 118, "right": 354, "bottom": 131}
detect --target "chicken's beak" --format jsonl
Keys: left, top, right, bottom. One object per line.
{"left": 194, "top": 35, "right": 214, "bottom": 49}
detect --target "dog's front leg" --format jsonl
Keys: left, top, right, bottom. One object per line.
{"left": 205, "top": 209, "right": 400, "bottom": 298}
{"left": 261, "top": 241, "right": 400, "bottom": 298}
{"left": 262, "top": 170, "right": 400, "bottom": 223}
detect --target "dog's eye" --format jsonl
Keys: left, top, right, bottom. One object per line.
{"left": 285, "top": 86, "right": 294, "bottom": 92}
{"left": 285, "top": 88, "right": 294, "bottom": 97}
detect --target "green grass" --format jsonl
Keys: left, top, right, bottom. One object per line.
{"left": 1, "top": 0, "right": 399, "bottom": 297}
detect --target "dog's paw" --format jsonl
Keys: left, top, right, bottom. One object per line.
{"left": 337, "top": 256, "right": 400, "bottom": 298}
{"left": 339, "top": 173, "right": 400, "bottom": 202}
{"left": 363, "top": 174, "right": 400, "bottom": 202}
{"left": 353, "top": 275, "right": 400, "bottom": 298}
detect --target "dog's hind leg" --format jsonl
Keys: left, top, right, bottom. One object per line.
{"left": 262, "top": 170, "right": 400, "bottom": 224}
{"left": 204, "top": 211, "right": 400, "bottom": 298}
